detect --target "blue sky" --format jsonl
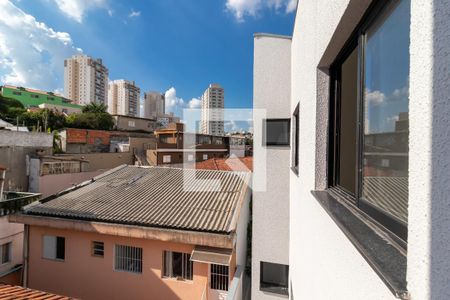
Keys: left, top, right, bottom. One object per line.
{"left": 0, "top": 0, "right": 296, "bottom": 122}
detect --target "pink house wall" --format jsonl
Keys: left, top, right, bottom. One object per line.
{"left": 27, "top": 226, "right": 211, "bottom": 300}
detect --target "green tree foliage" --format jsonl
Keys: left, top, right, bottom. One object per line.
{"left": 0, "top": 95, "right": 26, "bottom": 121}
{"left": 18, "top": 109, "right": 66, "bottom": 131}
{"left": 66, "top": 103, "right": 113, "bottom": 130}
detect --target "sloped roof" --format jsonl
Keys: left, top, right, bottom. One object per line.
{"left": 0, "top": 284, "right": 74, "bottom": 300}
{"left": 196, "top": 157, "right": 253, "bottom": 172}
{"left": 24, "top": 165, "right": 251, "bottom": 234}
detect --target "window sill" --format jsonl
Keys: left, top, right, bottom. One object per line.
{"left": 162, "top": 277, "right": 194, "bottom": 284}
{"left": 311, "top": 190, "right": 408, "bottom": 299}
{"left": 260, "top": 286, "right": 289, "bottom": 297}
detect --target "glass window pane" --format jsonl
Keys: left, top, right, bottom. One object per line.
{"left": 172, "top": 252, "right": 182, "bottom": 277}
{"left": 265, "top": 119, "right": 290, "bottom": 145}
{"left": 362, "top": 0, "right": 410, "bottom": 225}
{"left": 338, "top": 46, "right": 358, "bottom": 194}
{"left": 260, "top": 262, "right": 289, "bottom": 295}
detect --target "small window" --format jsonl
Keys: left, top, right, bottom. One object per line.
{"left": 163, "top": 251, "right": 193, "bottom": 280}
{"left": 210, "top": 264, "right": 229, "bottom": 291}
{"left": 43, "top": 236, "right": 65, "bottom": 261}
{"left": 114, "top": 244, "right": 142, "bottom": 273}
{"left": 92, "top": 241, "right": 104, "bottom": 257}
{"left": 260, "top": 262, "right": 289, "bottom": 295}
{"left": 163, "top": 155, "right": 171, "bottom": 163}
{"left": 128, "top": 121, "right": 136, "bottom": 127}
{"left": 31, "top": 94, "right": 39, "bottom": 98}
{"left": 12, "top": 91, "right": 22, "bottom": 95}
{"left": 0, "top": 242, "right": 11, "bottom": 264}
{"left": 203, "top": 154, "right": 208, "bottom": 160}
{"left": 187, "top": 154, "right": 194, "bottom": 162}
{"left": 263, "top": 119, "right": 290, "bottom": 146}
{"left": 292, "top": 104, "right": 300, "bottom": 173}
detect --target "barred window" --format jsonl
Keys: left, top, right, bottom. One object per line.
{"left": 163, "top": 251, "right": 193, "bottom": 280}
{"left": 210, "top": 264, "right": 229, "bottom": 291}
{"left": 114, "top": 245, "right": 142, "bottom": 273}
{"left": 92, "top": 241, "right": 104, "bottom": 257}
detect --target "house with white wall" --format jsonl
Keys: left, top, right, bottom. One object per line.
{"left": 253, "top": 0, "right": 450, "bottom": 299}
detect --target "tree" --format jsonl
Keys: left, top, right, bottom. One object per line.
{"left": 0, "top": 95, "right": 26, "bottom": 121}
{"left": 82, "top": 102, "right": 108, "bottom": 114}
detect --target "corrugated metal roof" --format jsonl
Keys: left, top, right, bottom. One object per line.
{"left": 0, "top": 284, "right": 74, "bottom": 300}
{"left": 24, "top": 166, "right": 251, "bottom": 234}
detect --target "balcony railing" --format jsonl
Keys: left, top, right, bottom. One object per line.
{"left": 0, "top": 192, "right": 40, "bottom": 216}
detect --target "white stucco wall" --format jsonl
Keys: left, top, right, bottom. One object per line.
{"left": 408, "top": 0, "right": 450, "bottom": 299}
{"left": 289, "top": 0, "right": 397, "bottom": 299}
{"left": 253, "top": 34, "right": 291, "bottom": 300}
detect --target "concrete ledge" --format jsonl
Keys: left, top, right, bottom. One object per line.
{"left": 254, "top": 33, "right": 292, "bottom": 40}
{"left": 9, "top": 214, "right": 235, "bottom": 248}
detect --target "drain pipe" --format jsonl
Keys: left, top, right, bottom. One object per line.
{"left": 23, "top": 224, "right": 30, "bottom": 287}
{"left": 0, "top": 165, "right": 6, "bottom": 201}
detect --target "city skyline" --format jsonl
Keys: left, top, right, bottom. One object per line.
{"left": 0, "top": 0, "right": 296, "bottom": 126}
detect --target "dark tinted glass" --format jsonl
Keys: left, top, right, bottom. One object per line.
{"left": 362, "top": 0, "right": 410, "bottom": 225}
{"left": 265, "top": 119, "right": 290, "bottom": 145}
{"left": 56, "top": 237, "right": 65, "bottom": 260}
{"left": 260, "top": 262, "right": 289, "bottom": 295}
{"left": 172, "top": 252, "right": 183, "bottom": 277}
{"left": 338, "top": 47, "right": 358, "bottom": 194}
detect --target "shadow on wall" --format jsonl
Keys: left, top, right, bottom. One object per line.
{"left": 431, "top": 1, "right": 450, "bottom": 299}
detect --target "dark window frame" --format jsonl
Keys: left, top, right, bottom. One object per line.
{"left": 92, "top": 241, "right": 104, "bottom": 257}
{"left": 162, "top": 251, "right": 193, "bottom": 281}
{"left": 291, "top": 104, "right": 300, "bottom": 174}
{"left": 260, "top": 261, "right": 289, "bottom": 296}
{"left": 328, "top": 0, "right": 408, "bottom": 242}
{"left": 263, "top": 118, "right": 291, "bottom": 146}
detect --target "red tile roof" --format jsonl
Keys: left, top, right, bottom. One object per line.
{"left": 196, "top": 157, "right": 253, "bottom": 172}
{"left": 0, "top": 284, "right": 75, "bottom": 299}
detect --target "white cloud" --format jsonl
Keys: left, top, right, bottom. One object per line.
{"left": 128, "top": 9, "right": 141, "bottom": 18}
{"left": 52, "top": 0, "right": 108, "bottom": 23}
{"left": 164, "top": 87, "right": 185, "bottom": 112}
{"left": 226, "top": 0, "right": 297, "bottom": 22}
{"left": 0, "top": 1, "right": 82, "bottom": 91}
{"left": 188, "top": 98, "right": 202, "bottom": 109}
{"left": 365, "top": 89, "right": 386, "bottom": 105}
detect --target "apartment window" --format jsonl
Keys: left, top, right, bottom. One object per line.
{"left": 12, "top": 91, "right": 22, "bottom": 95}
{"left": 329, "top": 0, "right": 410, "bottom": 240}
{"left": 114, "top": 244, "right": 142, "bottom": 273}
{"left": 163, "top": 155, "right": 171, "bottom": 163}
{"left": 128, "top": 121, "right": 136, "bottom": 127}
{"left": 31, "top": 94, "right": 39, "bottom": 98}
{"left": 263, "top": 119, "right": 290, "bottom": 146}
{"left": 43, "top": 236, "right": 65, "bottom": 260}
{"left": 163, "top": 251, "right": 193, "bottom": 280}
{"left": 210, "top": 264, "right": 229, "bottom": 291}
{"left": 0, "top": 243, "right": 11, "bottom": 264}
{"left": 92, "top": 241, "right": 104, "bottom": 257}
{"left": 203, "top": 154, "right": 208, "bottom": 160}
{"left": 260, "top": 262, "right": 289, "bottom": 295}
{"left": 292, "top": 104, "right": 300, "bottom": 174}
{"left": 187, "top": 154, "right": 194, "bottom": 162}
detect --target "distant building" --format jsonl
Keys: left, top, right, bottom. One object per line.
{"left": 64, "top": 54, "right": 108, "bottom": 105}
{"left": 147, "top": 123, "right": 230, "bottom": 166}
{"left": 108, "top": 80, "right": 140, "bottom": 117}
{"left": 11, "top": 166, "right": 251, "bottom": 300}
{"left": 196, "top": 157, "right": 252, "bottom": 172}
{"left": 144, "top": 91, "right": 165, "bottom": 119}
{"left": 201, "top": 84, "right": 224, "bottom": 136}
{"left": 0, "top": 166, "right": 40, "bottom": 285}
{"left": 112, "top": 115, "right": 156, "bottom": 133}
{"left": 0, "top": 85, "right": 82, "bottom": 115}
{"left": 157, "top": 113, "right": 180, "bottom": 128}
{"left": 0, "top": 131, "right": 53, "bottom": 192}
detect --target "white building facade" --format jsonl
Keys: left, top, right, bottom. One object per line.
{"left": 107, "top": 80, "right": 140, "bottom": 117}
{"left": 254, "top": 0, "right": 450, "bottom": 299}
{"left": 201, "top": 84, "right": 224, "bottom": 136}
{"left": 64, "top": 54, "right": 109, "bottom": 105}
{"left": 252, "top": 34, "right": 291, "bottom": 300}
{"left": 144, "top": 91, "right": 165, "bottom": 119}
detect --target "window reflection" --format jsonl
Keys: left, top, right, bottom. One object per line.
{"left": 362, "top": 0, "right": 410, "bottom": 225}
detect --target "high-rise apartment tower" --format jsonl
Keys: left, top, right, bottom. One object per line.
{"left": 200, "top": 83, "right": 224, "bottom": 136}
{"left": 107, "top": 80, "right": 140, "bottom": 117}
{"left": 144, "top": 91, "right": 165, "bottom": 119}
